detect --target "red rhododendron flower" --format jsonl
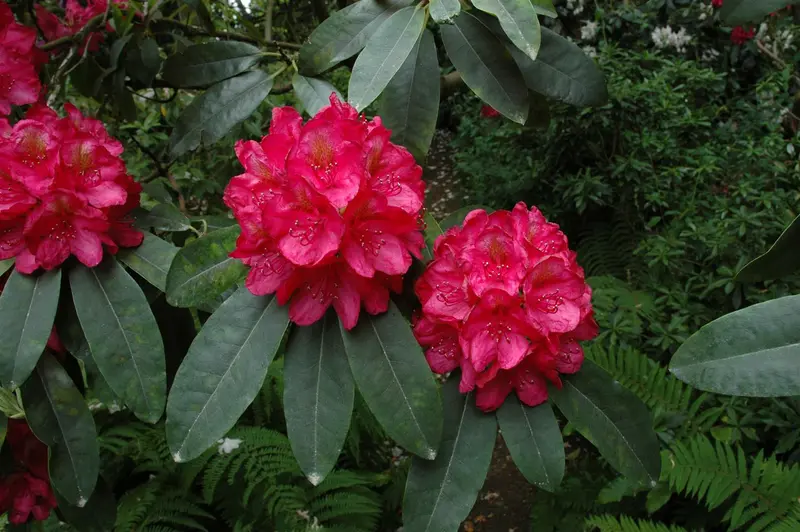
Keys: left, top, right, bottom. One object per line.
{"left": 0, "top": 420, "right": 56, "bottom": 524}
{"left": 224, "top": 95, "right": 425, "bottom": 329}
{"left": 731, "top": 26, "right": 755, "bottom": 45}
{"left": 711, "top": 0, "right": 723, "bottom": 8}
{"left": 0, "top": 1, "right": 43, "bottom": 115}
{"left": 413, "top": 203, "right": 597, "bottom": 412}
{"left": 0, "top": 102, "right": 143, "bottom": 273}
{"left": 480, "top": 105, "right": 500, "bottom": 118}
{"left": 35, "top": 0, "right": 125, "bottom": 52}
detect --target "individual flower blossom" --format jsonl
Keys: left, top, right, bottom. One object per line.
{"left": 217, "top": 437, "right": 242, "bottom": 454}
{"left": 580, "top": 21, "right": 599, "bottom": 42}
{"left": 0, "top": 1, "right": 43, "bottom": 115}
{"left": 224, "top": 95, "right": 425, "bottom": 329}
{"left": 731, "top": 26, "right": 755, "bottom": 45}
{"left": 0, "top": 420, "right": 56, "bottom": 524}
{"left": 480, "top": 105, "right": 500, "bottom": 118}
{"left": 413, "top": 203, "right": 597, "bottom": 412}
{"left": 0, "top": 102, "right": 143, "bottom": 273}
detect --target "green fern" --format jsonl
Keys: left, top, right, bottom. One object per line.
{"left": 115, "top": 477, "right": 212, "bottom": 531}
{"left": 576, "top": 218, "right": 641, "bottom": 278}
{"left": 585, "top": 514, "right": 689, "bottom": 532}
{"left": 662, "top": 435, "right": 800, "bottom": 530}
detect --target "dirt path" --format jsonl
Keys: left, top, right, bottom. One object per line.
{"left": 424, "top": 130, "right": 468, "bottom": 219}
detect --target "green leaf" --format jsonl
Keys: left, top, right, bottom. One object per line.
{"left": 56, "top": 477, "right": 116, "bottom": 532}
{"left": 292, "top": 73, "right": 343, "bottom": 116}
{"left": 125, "top": 37, "right": 162, "bottom": 86}
{"left": 191, "top": 214, "right": 237, "bottom": 232}
{"left": 137, "top": 203, "right": 192, "bottom": 232}
{"left": 341, "top": 301, "right": 442, "bottom": 458}
{"left": 429, "top": 0, "right": 460, "bottom": 23}
{"left": 117, "top": 232, "right": 178, "bottom": 292}
{"left": 0, "top": 412, "right": 6, "bottom": 448}
{"left": 348, "top": 6, "right": 426, "bottom": 111}
{"left": 170, "top": 71, "right": 273, "bottom": 157}
{"left": 403, "top": 378, "right": 496, "bottom": 531}
{"left": 284, "top": 311, "right": 354, "bottom": 485}
{"left": 670, "top": 295, "right": 800, "bottom": 397}
{"left": 423, "top": 211, "right": 444, "bottom": 261}
{"left": 531, "top": 0, "right": 557, "bottom": 17}
{"left": 0, "top": 269, "right": 61, "bottom": 389}
{"left": 165, "top": 225, "right": 246, "bottom": 308}
{"left": 497, "top": 396, "right": 563, "bottom": 491}
{"left": 440, "top": 12, "right": 529, "bottom": 124}
{"left": 720, "top": 0, "right": 800, "bottom": 25}
{"left": 162, "top": 41, "right": 262, "bottom": 88}
{"left": 69, "top": 259, "right": 166, "bottom": 423}
{"left": 378, "top": 29, "right": 439, "bottom": 162}
{"left": 473, "top": 0, "right": 541, "bottom": 61}
{"left": 737, "top": 214, "right": 800, "bottom": 282}
{"left": 166, "top": 288, "right": 289, "bottom": 462}
{"left": 439, "top": 205, "right": 494, "bottom": 231}
{"left": 299, "top": 0, "right": 412, "bottom": 76}
{"left": 524, "top": 90, "right": 550, "bottom": 129}
{"left": 0, "top": 258, "right": 14, "bottom": 277}
{"left": 549, "top": 360, "right": 661, "bottom": 486}
{"left": 186, "top": 0, "right": 215, "bottom": 33}
{"left": 510, "top": 27, "right": 608, "bottom": 107}
{"left": 22, "top": 354, "right": 99, "bottom": 506}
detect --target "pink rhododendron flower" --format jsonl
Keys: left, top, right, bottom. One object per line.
{"left": 711, "top": 0, "right": 722, "bottom": 8}
{"left": 225, "top": 94, "right": 425, "bottom": 329}
{"left": 0, "top": 103, "right": 143, "bottom": 273}
{"left": 0, "top": 1, "right": 43, "bottom": 115}
{"left": 413, "top": 203, "right": 597, "bottom": 412}
{"left": 480, "top": 105, "right": 500, "bottom": 118}
{"left": 731, "top": 26, "right": 755, "bottom": 45}
{"left": 35, "top": 0, "right": 126, "bottom": 52}
{"left": 0, "top": 420, "right": 56, "bottom": 525}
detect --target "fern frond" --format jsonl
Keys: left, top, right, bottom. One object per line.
{"left": 309, "top": 490, "right": 382, "bottom": 530}
{"left": 663, "top": 436, "right": 800, "bottom": 530}
{"left": 585, "top": 514, "right": 688, "bottom": 532}
{"left": 584, "top": 342, "right": 694, "bottom": 413}
{"left": 576, "top": 219, "right": 641, "bottom": 278}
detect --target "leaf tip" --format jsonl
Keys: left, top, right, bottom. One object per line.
{"left": 308, "top": 472, "right": 324, "bottom": 486}
{"left": 424, "top": 447, "right": 437, "bottom": 460}
{"left": 172, "top": 451, "right": 184, "bottom": 463}
{"left": 77, "top": 496, "right": 87, "bottom": 508}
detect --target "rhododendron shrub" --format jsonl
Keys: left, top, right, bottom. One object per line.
{"left": 0, "top": 420, "right": 57, "bottom": 525}
{"left": 224, "top": 94, "right": 425, "bottom": 329}
{"left": 0, "top": 102, "right": 143, "bottom": 273}
{"left": 413, "top": 203, "right": 598, "bottom": 412}
{"left": 0, "top": 2, "right": 44, "bottom": 115}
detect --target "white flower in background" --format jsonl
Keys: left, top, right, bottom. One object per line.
{"left": 217, "top": 437, "right": 242, "bottom": 454}
{"left": 581, "top": 21, "right": 599, "bottom": 41}
{"left": 651, "top": 26, "right": 691, "bottom": 53}
{"left": 566, "top": 0, "right": 585, "bottom": 15}
{"left": 701, "top": 48, "right": 720, "bottom": 62}
{"left": 698, "top": 3, "right": 713, "bottom": 21}
{"left": 757, "top": 22, "right": 769, "bottom": 39}
{"left": 582, "top": 45, "right": 598, "bottom": 58}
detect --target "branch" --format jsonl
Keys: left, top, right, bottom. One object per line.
{"left": 39, "top": 13, "right": 105, "bottom": 51}
{"left": 151, "top": 19, "right": 301, "bottom": 50}
{"left": 755, "top": 39, "right": 800, "bottom": 86}
{"left": 264, "top": 0, "right": 275, "bottom": 42}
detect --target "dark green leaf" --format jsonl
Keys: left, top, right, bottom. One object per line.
{"left": 55, "top": 294, "right": 91, "bottom": 361}
{"left": 348, "top": 6, "right": 426, "bottom": 111}
{"left": 165, "top": 225, "right": 246, "bottom": 308}
{"left": 186, "top": 0, "right": 215, "bottom": 32}
{"left": 117, "top": 232, "right": 178, "bottom": 292}
{"left": 497, "top": 396, "right": 563, "bottom": 491}
{"left": 284, "top": 311, "right": 354, "bottom": 485}
{"left": 0, "top": 269, "right": 61, "bottom": 389}
{"left": 440, "top": 12, "right": 528, "bottom": 124}
{"left": 56, "top": 477, "right": 116, "bottom": 532}
{"left": 510, "top": 27, "right": 608, "bottom": 107}
{"left": 166, "top": 289, "right": 290, "bottom": 462}
{"left": 125, "top": 37, "right": 162, "bottom": 86}
{"left": 0, "top": 412, "right": 6, "bottom": 448}
{"left": 524, "top": 90, "right": 550, "bottom": 129}
{"left": 292, "top": 73, "right": 343, "bottom": 115}
{"left": 549, "top": 361, "right": 661, "bottom": 486}
{"left": 170, "top": 71, "right": 273, "bottom": 157}
{"left": 70, "top": 259, "right": 166, "bottom": 423}
{"left": 22, "top": 354, "right": 99, "bottom": 506}
{"left": 423, "top": 211, "right": 443, "bottom": 261}
{"left": 378, "top": 29, "right": 439, "bottom": 162}
{"left": 429, "top": 0, "right": 460, "bottom": 23}
{"left": 439, "top": 205, "right": 494, "bottom": 231}
{"left": 737, "top": 214, "right": 800, "bottom": 282}
{"left": 531, "top": 0, "right": 557, "bottom": 17}
{"left": 138, "top": 203, "right": 192, "bottom": 232}
{"left": 111, "top": 69, "right": 136, "bottom": 121}
{"left": 720, "top": 0, "right": 799, "bottom": 25}
{"left": 0, "top": 258, "right": 14, "bottom": 277}
{"left": 670, "top": 295, "right": 800, "bottom": 397}
{"left": 299, "top": 0, "right": 412, "bottom": 76}
{"left": 141, "top": 181, "right": 173, "bottom": 204}
{"left": 341, "top": 301, "right": 442, "bottom": 458}
{"left": 403, "top": 378, "right": 496, "bottom": 531}
{"left": 162, "top": 41, "right": 262, "bottom": 88}
{"left": 191, "top": 215, "right": 237, "bottom": 232}
{"left": 473, "top": 0, "right": 541, "bottom": 61}
{"left": 109, "top": 35, "right": 132, "bottom": 70}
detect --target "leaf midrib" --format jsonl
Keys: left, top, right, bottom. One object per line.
{"left": 10, "top": 275, "right": 40, "bottom": 385}
{"left": 673, "top": 342, "right": 800, "bottom": 371}
{"left": 519, "top": 400, "right": 551, "bottom": 487}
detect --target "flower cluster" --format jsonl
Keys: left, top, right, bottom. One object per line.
{"left": 0, "top": 2, "right": 45, "bottom": 116}
{"left": 413, "top": 204, "right": 597, "bottom": 412}
{"left": 0, "top": 420, "right": 56, "bottom": 524}
{"left": 224, "top": 95, "right": 424, "bottom": 329}
{"left": 651, "top": 26, "right": 692, "bottom": 53}
{"left": 35, "top": 0, "right": 122, "bottom": 52}
{"left": 0, "top": 103, "right": 143, "bottom": 273}
{"left": 731, "top": 26, "right": 756, "bottom": 45}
